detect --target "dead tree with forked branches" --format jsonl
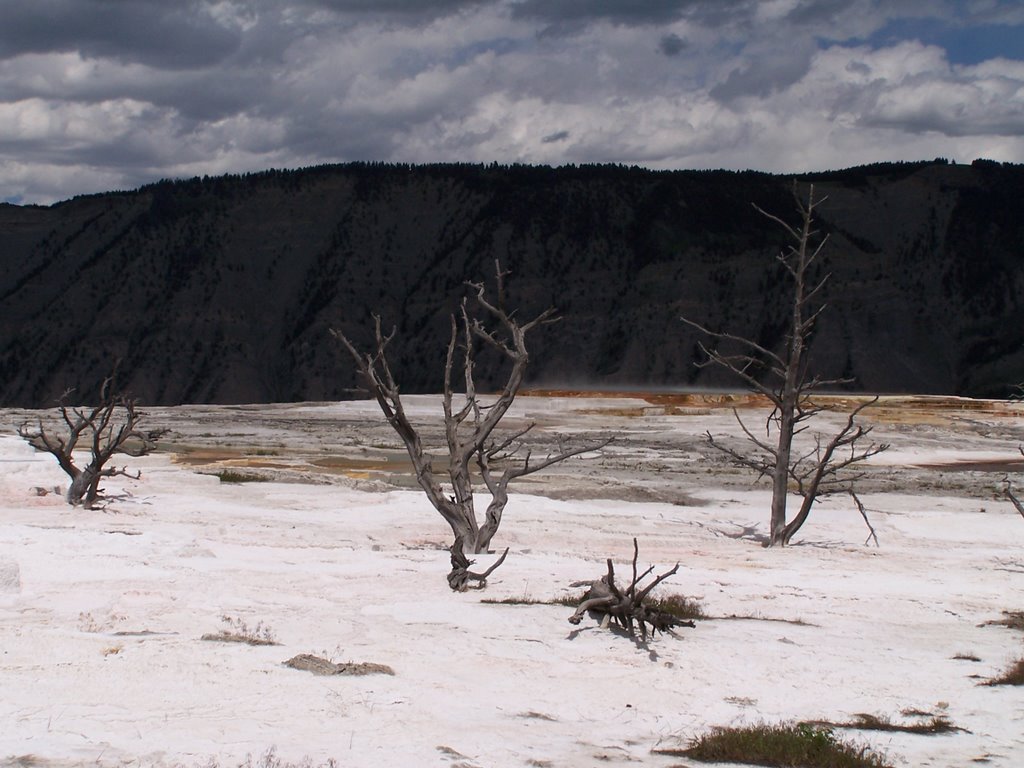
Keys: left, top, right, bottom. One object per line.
{"left": 683, "top": 184, "right": 888, "bottom": 547}
{"left": 17, "top": 375, "right": 167, "bottom": 507}
{"left": 333, "top": 263, "right": 611, "bottom": 582}
{"left": 568, "top": 539, "right": 692, "bottom": 641}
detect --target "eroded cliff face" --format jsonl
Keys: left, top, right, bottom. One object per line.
{"left": 2, "top": 159, "right": 1022, "bottom": 407}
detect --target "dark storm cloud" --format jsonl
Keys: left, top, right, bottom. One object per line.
{"left": 710, "top": 47, "right": 816, "bottom": 101}
{"left": 784, "top": 0, "right": 875, "bottom": 27}
{"left": 863, "top": 109, "right": 1024, "bottom": 138}
{"left": 0, "top": 62, "right": 267, "bottom": 124}
{"left": 659, "top": 33, "right": 687, "bottom": 57}
{"left": 541, "top": 130, "right": 570, "bottom": 143}
{"left": 154, "top": 76, "right": 271, "bottom": 122}
{"left": 308, "top": 0, "right": 485, "bottom": 12}
{"left": 510, "top": 0, "right": 753, "bottom": 26}
{"left": 0, "top": 0, "right": 244, "bottom": 69}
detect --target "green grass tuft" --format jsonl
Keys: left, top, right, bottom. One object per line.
{"left": 655, "top": 723, "right": 892, "bottom": 767}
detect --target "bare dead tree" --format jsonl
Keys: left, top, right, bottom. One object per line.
{"left": 333, "top": 262, "right": 611, "bottom": 565}
{"left": 17, "top": 375, "right": 167, "bottom": 507}
{"left": 684, "top": 184, "right": 887, "bottom": 547}
{"left": 1003, "top": 449, "right": 1024, "bottom": 520}
{"left": 568, "top": 539, "right": 692, "bottom": 641}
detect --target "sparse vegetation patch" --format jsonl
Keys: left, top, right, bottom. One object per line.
{"left": 645, "top": 593, "right": 706, "bottom": 621}
{"left": 715, "top": 613, "right": 814, "bottom": 626}
{"left": 202, "top": 616, "right": 280, "bottom": 646}
{"left": 981, "top": 610, "right": 1024, "bottom": 630}
{"left": 212, "top": 470, "right": 271, "bottom": 483}
{"left": 481, "top": 594, "right": 580, "bottom": 608}
{"left": 983, "top": 658, "right": 1024, "bottom": 686}
{"left": 186, "top": 746, "right": 339, "bottom": 768}
{"left": 805, "top": 712, "right": 965, "bottom": 734}
{"left": 655, "top": 723, "right": 892, "bottom": 767}
{"left": 952, "top": 652, "right": 982, "bottom": 662}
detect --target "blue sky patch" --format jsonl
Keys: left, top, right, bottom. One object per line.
{"left": 869, "top": 17, "right": 1024, "bottom": 65}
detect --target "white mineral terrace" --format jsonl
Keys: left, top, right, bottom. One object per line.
{"left": 1, "top": 394, "right": 1023, "bottom": 767}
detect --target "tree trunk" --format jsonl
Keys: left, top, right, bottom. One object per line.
{"left": 769, "top": 421, "right": 792, "bottom": 545}
{"left": 769, "top": 393, "right": 797, "bottom": 546}
{"left": 446, "top": 503, "right": 483, "bottom": 554}
{"left": 67, "top": 466, "right": 98, "bottom": 507}
{"left": 474, "top": 488, "right": 509, "bottom": 553}
{"left": 457, "top": 525, "right": 497, "bottom": 555}
{"left": 768, "top": 230, "right": 807, "bottom": 547}
{"left": 781, "top": 494, "right": 814, "bottom": 546}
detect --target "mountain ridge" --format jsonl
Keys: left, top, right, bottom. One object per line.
{"left": 2, "top": 159, "right": 1022, "bottom": 407}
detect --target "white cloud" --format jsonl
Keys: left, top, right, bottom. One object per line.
{"left": 0, "top": 97, "right": 156, "bottom": 146}
{"left": 809, "top": 43, "right": 1024, "bottom": 138}
{"left": 1, "top": 0, "right": 1023, "bottom": 203}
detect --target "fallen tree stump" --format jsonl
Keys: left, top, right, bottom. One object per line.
{"left": 568, "top": 538, "right": 694, "bottom": 641}
{"left": 447, "top": 539, "right": 509, "bottom": 591}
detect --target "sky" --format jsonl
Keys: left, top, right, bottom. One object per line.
{"left": 1, "top": 0, "right": 1023, "bottom": 205}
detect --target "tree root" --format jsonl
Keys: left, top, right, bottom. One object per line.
{"left": 568, "top": 538, "right": 694, "bottom": 641}
{"left": 447, "top": 539, "right": 509, "bottom": 591}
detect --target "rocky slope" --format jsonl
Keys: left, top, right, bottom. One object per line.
{"left": 2, "top": 159, "right": 1022, "bottom": 406}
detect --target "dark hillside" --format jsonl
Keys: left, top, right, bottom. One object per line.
{"left": 1, "top": 159, "right": 1022, "bottom": 406}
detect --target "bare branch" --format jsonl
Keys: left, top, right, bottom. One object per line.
{"left": 1004, "top": 478, "right": 1024, "bottom": 520}
{"left": 752, "top": 202, "right": 802, "bottom": 242}
{"left": 706, "top": 431, "right": 772, "bottom": 478}
{"left": 682, "top": 317, "right": 787, "bottom": 373}
{"left": 504, "top": 436, "right": 614, "bottom": 482}
{"left": 483, "top": 422, "right": 536, "bottom": 460}
{"left": 849, "top": 490, "right": 879, "bottom": 546}
{"left": 732, "top": 410, "right": 778, "bottom": 457}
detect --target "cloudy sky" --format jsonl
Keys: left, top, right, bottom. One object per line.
{"left": 2, "top": 0, "right": 1023, "bottom": 204}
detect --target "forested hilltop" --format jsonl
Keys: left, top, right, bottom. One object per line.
{"left": 2, "top": 159, "right": 1022, "bottom": 407}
